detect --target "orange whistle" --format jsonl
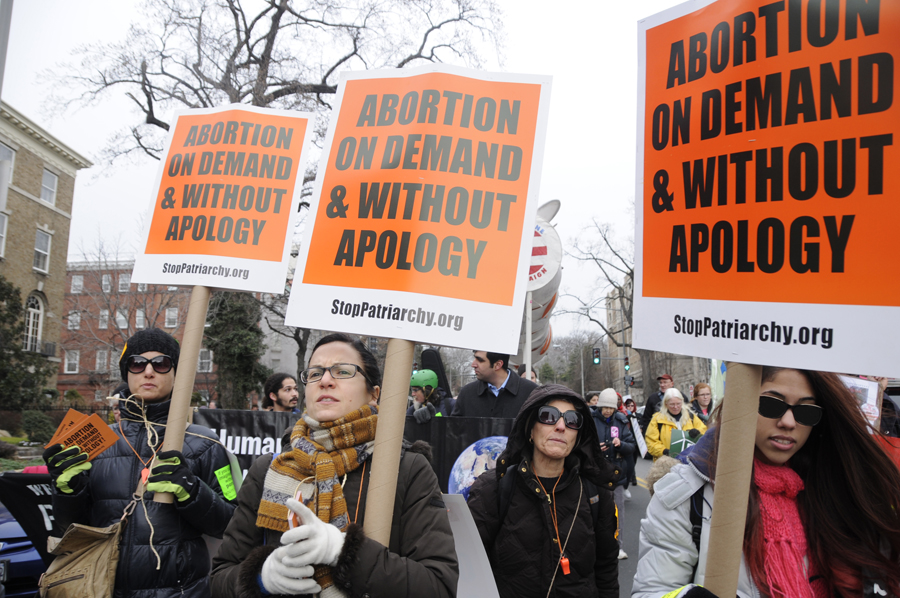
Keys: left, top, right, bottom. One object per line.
{"left": 560, "top": 556, "right": 570, "bottom": 575}
{"left": 141, "top": 467, "right": 150, "bottom": 485}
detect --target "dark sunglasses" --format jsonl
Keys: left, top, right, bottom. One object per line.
{"left": 536, "top": 405, "right": 583, "bottom": 430}
{"left": 758, "top": 395, "right": 822, "bottom": 426}
{"left": 126, "top": 354, "right": 174, "bottom": 375}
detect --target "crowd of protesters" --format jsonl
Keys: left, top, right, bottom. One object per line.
{"left": 31, "top": 330, "right": 900, "bottom": 598}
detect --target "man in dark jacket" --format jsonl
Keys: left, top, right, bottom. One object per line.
{"left": 44, "top": 328, "right": 236, "bottom": 598}
{"left": 451, "top": 351, "right": 537, "bottom": 418}
{"left": 639, "top": 373, "right": 674, "bottom": 434}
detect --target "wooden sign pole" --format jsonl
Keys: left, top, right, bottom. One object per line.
{"left": 702, "top": 362, "right": 762, "bottom": 597}
{"left": 362, "top": 337, "right": 414, "bottom": 545}
{"left": 153, "top": 285, "right": 211, "bottom": 503}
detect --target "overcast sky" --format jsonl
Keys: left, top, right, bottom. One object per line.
{"left": 3, "top": 0, "right": 684, "bottom": 340}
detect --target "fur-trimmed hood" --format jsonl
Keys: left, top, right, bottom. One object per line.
{"left": 495, "top": 384, "right": 617, "bottom": 487}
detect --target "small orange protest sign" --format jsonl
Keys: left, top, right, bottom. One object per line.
{"left": 132, "top": 105, "right": 315, "bottom": 293}
{"left": 286, "top": 65, "right": 552, "bottom": 352}
{"left": 634, "top": 0, "right": 900, "bottom": 375}
{"left": 45, "top": 410, "right": 120, "bottom": 462}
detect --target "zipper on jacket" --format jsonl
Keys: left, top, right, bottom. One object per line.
{"left": 686, "top": 459, "right": 712, "bottom": 484}
{"left": 45, "top": 573, "right": 85, "bottom": 589}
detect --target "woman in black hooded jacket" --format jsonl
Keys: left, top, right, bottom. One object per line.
{"left": 467, "top": 384, "right": 620, "bottom": 598}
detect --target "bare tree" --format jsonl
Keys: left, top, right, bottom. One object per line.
{"left": 48, "top": 0, "right": 503, "bottom": 166}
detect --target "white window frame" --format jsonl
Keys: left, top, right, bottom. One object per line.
{"left": 41, "top": 169, "right": 58, "bottom": 205}
{"left": 95, "top": 350, "right": 109, "bottom": 372}
{"left": 137, "top": 282, "right": 148, "bottom": 292}
{"left": 71, "top": 274, "right": 84, "bottom": 294}
{"left": 33, "top": 230, "right": 51, "bottom": 273}
{"left": 94, "top": 390, "right": 103, "bottom": 402}
{"left": 98, "top": 309, "right": 109, "bottom": 330}
{"left": 101, "top": 274, "right": 111, "bottom": 293}
{"left": 165, "top": 307, "right": 178, "bottom": 328}
{"left": 197, "top": 349, "right": 213, "bottom": 373}
{"left": 0, "top": 141, "right": 15, "bottom": 184}
{"left": 118, "top": 274, "right": 131, "bottom": 292}
{"left": 64, "top": 350, "right": 79, "bottom": 374}
{"left": 135, "top": 308, "right": 146, "bottom": 329}
{"left": 23, "top": 295, "right": 43, "bottom": 352}
{"left": 116, "top": 310, "right": 127, "bottom": 329}
{"left": 0, "top": 212, "right": 7, "bottom": 259}
{"left": 68, "top": 310, "right": 81, "bottom": 330}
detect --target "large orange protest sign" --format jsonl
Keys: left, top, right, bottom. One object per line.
{"left": 133, "top": 105, "right": 315, "bottom": 294}
{"left": 287, "top": 66, "right": 551, "bottom": 352}
{"left": 634, "top": 0, "right": 899, "bottom": 376}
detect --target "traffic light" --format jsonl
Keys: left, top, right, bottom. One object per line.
{"left": 624, "top": 376, "right": 635, "bottom": 387}
{"left": 624, "top": 356, "right": 630, "bottom": 371}
{"left": 592, "top": 347, "right": 601, "bottom": 365}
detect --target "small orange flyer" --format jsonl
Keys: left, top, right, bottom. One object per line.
{"left": 45, "top": 412, "right": 120, "bottom": 462}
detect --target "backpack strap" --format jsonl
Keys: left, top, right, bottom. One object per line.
{"left": 497, "top": 467, "right": 517, "bottom": 525}
{"left": 689, "top": 485, "right": 705, "bottom": 578}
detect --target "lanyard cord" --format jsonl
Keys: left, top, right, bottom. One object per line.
{"left": 545, "top": 478, "right": 583, "bottom": 598}
{"left": 353, "top": 461, "right": 366, "bottom": 524}
{"left": 535, "top": 471, "right": 564, "bottom": 554}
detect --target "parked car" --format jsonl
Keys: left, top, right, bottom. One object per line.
{"left": 0, "top": 500, "right": 44, "bottom": 597}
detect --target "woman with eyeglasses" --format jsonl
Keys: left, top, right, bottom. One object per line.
{"left": 210, "top": 333, "right": 457, "bottom": 598}
{"left": 689, "top": 383, "right": 713, "bottom": 424}
{"left": 467, "top": 384, "right": 620, "bottom": 598}
{"left": 633, "top": 368, "right": 900, "bottom": 598}
{"left": 645, "top": 388, "right": 707, "bottom": 461}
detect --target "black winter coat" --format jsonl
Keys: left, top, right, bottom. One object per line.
{"left": 591, "top": 411, "right": 636, "bottom": 488}
{"left": 450, "top": 370, "right": 537, "bottom": 418}
{"left": 467, "top": 459, "right": 619, "bottom": 598}
{"left": 210, "top": 443, "right": 458, "bottom": 598}
{"left": 52, "top": 399, "right": 236, "bottom": 598}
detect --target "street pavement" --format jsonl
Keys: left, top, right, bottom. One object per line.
{"left": 618, "top": 455, "right": 654, "bottom": 598}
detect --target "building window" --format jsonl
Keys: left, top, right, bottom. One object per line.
{"left": 68, "top": 311, "right": 81, "bottom": 330}
{"left": 71, "top": 274, "right": 83, "bottom": 294}
{"left": 165, "top": 307, "right": 178, "bottom": 328}
{"left": 64, "top": 350, "right": 79, "bottom": 374}
{"left": 118, "top": 274, "right": 131, "bottom": 292}
{"left": 99, "top": 309, "right": 109, "bottom": 330}
{"left": 96, "top": 350, "right": 109, "bottom": 371}
{"left": 101, "top": 274, "right": 111, "bottom": 293}
{"left": 0, "top": 141, "right": 15, "bottom": 183}
{"left": 135, "top": 308, "right": 145, "bottom": 329}
{"left": 0, "top": 213, "right": 7, "bottom": 259}
{"left": 116, "top": 310, "right": 127, "bottom": 329}
{"left": 94, "top": 390, "right": 103, "bottom": 402}
{"left": 137, "top": 282, "right": 147, "bottom": 292}
{"left": 271, "top": 358, "right": 281, "bottom": 371}
{"left": 167, "top": 286, "right": 178, "bottom": 291}
{"left": 23, "top": 295, "right": 43, "bottom": 352}
{"left": 197, "top": 349, "right": 213, "bottom": 373}
{"left": 33, "top": 230, "right": 51, "bottom": 273}
{"left": 41, "top": 169, "right": 58, "bottom": 205}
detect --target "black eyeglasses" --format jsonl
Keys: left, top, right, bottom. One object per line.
{"left": 536, "top": 405, "right": 583, "bottom": 430}
{"left": 126, "top": 355, "right": 174, "bottom": 374}
{"left": 758, "top": 395, "right": 823, "bottom": 426}
{"left": 300, "top": 363, "right": 366, "bottom": 384}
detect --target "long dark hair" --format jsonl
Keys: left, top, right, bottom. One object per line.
{"left": 308, "top": 333, "right": 382, "bottom": 392}
{"left": 702, "top": 368, "right": 900, "bottom": 596}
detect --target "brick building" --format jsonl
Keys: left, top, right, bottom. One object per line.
{"left": 0, "top": 101, "right": 92, "bottom": 389}
{"left": 57, "top": 260, "right": 218, "bottom": 404}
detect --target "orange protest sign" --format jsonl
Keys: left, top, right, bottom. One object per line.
{"left": 133, "top": 105, "right": 315, "bottom": 294}
{"left": 45, "top": 412, "right": 120, "bottom": 462}
{"left": 634, "top": 0, "right": 900, "bottom": 376}
{"left": 641, "top": 0, "right": 898, "bottom": 306}
{"left": 287, "top": 66, "right": 551, "bottom": 353}
{"left": 303, "top": 71, "right": 542, "bottom": 306}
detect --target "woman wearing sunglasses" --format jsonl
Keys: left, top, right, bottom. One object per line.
{"left": 633, "top": 368, "right": 900, "bottom": 598}
{"left": 467, "top": 384, "right": 620, "bottom": 598}
{"left": 210, "top": 333, "right": 457, "bottom": 598}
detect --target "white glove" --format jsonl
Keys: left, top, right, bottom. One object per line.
{"left": 260, "top": 547, "right": 321, "bottom": 595}
{"left": 280, "top": 498, "right": 346, "bottom": 568}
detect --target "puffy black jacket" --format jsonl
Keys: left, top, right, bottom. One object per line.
{"left": 591, "top": 410, "right": 636, "bottom": 488}
{"left": 210, "top": 441, "right": 458, "bottom": 598}
{"left": 52, "top": 399, "right": 236, "bottom": 598}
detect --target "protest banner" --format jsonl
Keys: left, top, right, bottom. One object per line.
{"left": 130, "top": 104, "right": 314, "bottom": 502}
{"left": 285, "top": 65, "right": 552, "bottom": 354}
{"left": 636, "top": 2, "right": 898, "bottom": 595}
{"left": 635, "top": 0, "right": 899, "bottom": 377}
{"left": 285, "top": 64, "right": 550, "bottom": 544}
{"left": 133, "top": 105, "right": 315, "bottom": 294}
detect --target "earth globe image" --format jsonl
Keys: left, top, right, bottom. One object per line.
{"left": 448, "top": 436, "right": 508, "bottom": 500}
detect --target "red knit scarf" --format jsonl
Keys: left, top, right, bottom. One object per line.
{"left": 753, "top": 458, "right": 826, "bottom": 598}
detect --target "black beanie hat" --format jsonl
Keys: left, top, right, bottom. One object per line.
{"left": 119, "top": 328, "right": 180, "bottom": 381}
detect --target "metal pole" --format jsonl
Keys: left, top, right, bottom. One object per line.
{"left": 580, "top": 347, "right": 584, "bottom": 396}
{"left": 524, "top": 291, "right": 532, "bottom": 376}
{"left": 0, "top": 0, "right": 13, "bottom": 99}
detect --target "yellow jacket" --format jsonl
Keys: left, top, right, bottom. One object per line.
{"left": 645, "top": 410, "right": 707, "bottom": 460}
